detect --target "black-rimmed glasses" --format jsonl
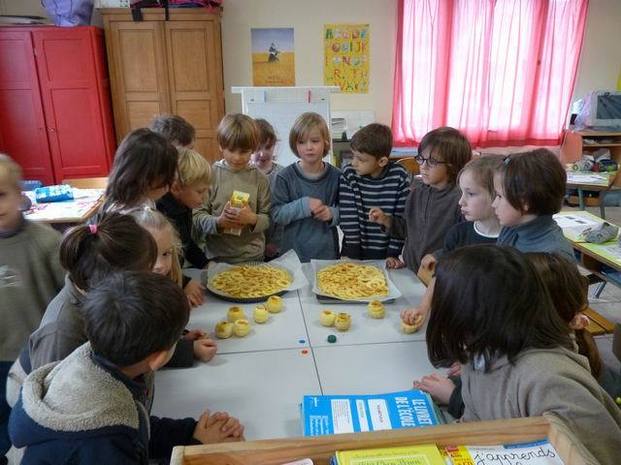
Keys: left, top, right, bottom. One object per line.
{"left": 414, "top": 154, "right": 448, "bottom": 167}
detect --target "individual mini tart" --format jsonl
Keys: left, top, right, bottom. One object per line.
{"left": 253, "top": 305, "right": 269, "bottom": 323}
{"left": 215, "top": 321, "right": 234, "bottom": 339}
{"left": 334, "top": 312, "right": 352, "bottom": 332}
{"left": 319, "top": 310, "right": 336, "bottom": 327}
{"left": 266, "top": 295, "right": 284, "bottom": 313}
{"left": 233, "top": 319, "right": 251, "bottom": 337}
{"left": 227, "top": 306, "right": 246, "bottom": 322}
{"left": 367, "top": 300, "right": 385, "bottom": 319}
{"left": 401, "top": 321, "right": 420, "bottom": 334}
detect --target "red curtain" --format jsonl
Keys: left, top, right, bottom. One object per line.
{"left": 392, "top": 0, "right": 589, "bottom": 147}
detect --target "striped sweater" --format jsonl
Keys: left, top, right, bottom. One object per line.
{"left": 339, "top": 163, "right": 410, "bottom": 259}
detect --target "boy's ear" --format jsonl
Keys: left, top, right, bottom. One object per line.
{"left": 377, "top": 156, "right": 389, "bottom": 167}
{"left": 145, "top": 348, "right": 173, "bottom": 372}
{"left": 170, "top": 180, "right": 183, "bottom": 195}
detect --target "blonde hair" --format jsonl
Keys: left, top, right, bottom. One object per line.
{"left": 217, "top": 114, "right": 259, "bottom": 152}
{"left": 177, "top": 147, "right": 212, "bottom": 187}
{"left": 0, "top": 154, "right": 23, "bottom": 190}
{"left": 289, "top": 112, "right": 331, "bottom": 157}
{"left": 130, "top": 208, "right": 183, "bottom": 287}
{"left": 458, "top": 155, "right": 503, "bottom": 198}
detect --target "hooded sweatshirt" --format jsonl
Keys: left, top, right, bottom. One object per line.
{"left": 461, "top": 347, "right": 621, "bottom": 465}
{"left": 9, "top": 343, "right": 196, "bottom": 465}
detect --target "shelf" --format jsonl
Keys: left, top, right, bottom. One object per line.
{"left": 583, "top": 143, "right": 621, "bottom": 147}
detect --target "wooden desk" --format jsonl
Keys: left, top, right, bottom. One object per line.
{"left": 566, "top": 171, "right": 617, "bottom": 218}
{"left": 152, "top": 267, "right": 432, "bottom": 441}
{"left": 23, "top": 188, "right": 103, "bottom": 225}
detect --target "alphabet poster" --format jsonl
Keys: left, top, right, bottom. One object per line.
{"left": 324, "top": 24, "right": 369, "bottom": 93}
{"left": 251, "top": 28, "right": 296, "bottom": 86}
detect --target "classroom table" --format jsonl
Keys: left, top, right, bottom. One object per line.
{"left": 151, "top": 266, "right": 432, "bottom": 440}
{"left": 565, "top": 171, "right": 618, "bottom": 219}
{"left": 22, "top": 188, "right": 103, "bottom": 225}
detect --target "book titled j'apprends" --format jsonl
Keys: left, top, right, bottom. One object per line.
{"left": 301, "top": 390, "right": 440, "bottom": 436}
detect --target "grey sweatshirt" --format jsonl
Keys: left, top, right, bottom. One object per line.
{"left": 271, "top": 162, "right": 340, "bottom": 262}
{"left": 193, "top": 160, "right": 271, "bottom": 263}
{"left": 461, "top": 347, "right": 621, "bottom": 465}
{"left": 0, "top": 220, "right": 64, "bottom": 361}
{"left": 389, "top": 179, "right": 462, "bottom": 272}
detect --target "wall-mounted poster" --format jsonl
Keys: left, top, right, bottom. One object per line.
{"left": 324, "top": 24, "right": 369, "bottom": 93}
{"left": 251, "top": 28, "right": 295, "bottom": 86}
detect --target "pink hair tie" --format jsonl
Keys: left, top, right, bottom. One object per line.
{"left": 88, "top": 224, "right": 98, "bottom": 235}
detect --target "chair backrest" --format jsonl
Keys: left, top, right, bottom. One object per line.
{"left": 396, "top": 157, "right": 420, "bottom": 176}
{"left": 559, "top": 130, "right": 583, "bottom": 165}
{"left": 62, "top": 177, "right": 108, "bottom": 189}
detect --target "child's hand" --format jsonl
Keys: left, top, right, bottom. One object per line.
{"left": 413, "top": 374, "right": 456, "bottom": 405}
{"left": 193, "top": 337, "right": 218, "bottom": 362}
{"left": 312, "top": 204, "right": 333, "bottom": 222}
{"left": 234, "top": 204, "right": 258, "bottom": 226}
{"left": 400, "top": 307, "right": 426, "bottom": 328}
{"left": 368, "top": 207, "right": 390, "bottom": 228}
{"left": 183, "top": 329, "right": 206, "bottom": 341}
{"left": 446, "top": 362, "right": 462, "bottom": 377}
{"left": 386, "top": 256, "right": 405, "bottom": 269}
{"left": 217, "top": 205, "right": 243, "bottom": 230}
{"left": 308, "top": 197, "right": 324, "bottom": 214}
{"left": 193, "top": 410, "right": 245, "bottom": 444}
{"left": 265, "top": 243, "right": 279, "bottom": 258}
{"left": 184, "top": 279, "right": 205, "bottom": 307}
{"left": 420, "top": 254, "right": 437, "bottom": 272}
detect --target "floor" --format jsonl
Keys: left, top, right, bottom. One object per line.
{"left": 570, "top": 205, "right": 621, "bottom": 396}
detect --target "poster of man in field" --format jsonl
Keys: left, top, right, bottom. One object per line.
{"left": 251, "top": 28, "right": 295, "bottom": 86}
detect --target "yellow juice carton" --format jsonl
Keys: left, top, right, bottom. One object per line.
{"left": 224, "top": 190, "right": 250, "bottom": 235}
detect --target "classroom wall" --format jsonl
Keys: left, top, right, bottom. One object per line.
{"left": 572, "top": 0, "right": 621, "bottom": 104}
{"left": 221, "top": 0, "right": 398, "bottom": 125}
{"left": 3, "top": 0, "right": 619, "bottom": 127}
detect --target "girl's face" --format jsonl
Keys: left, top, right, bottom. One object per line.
{"left": 458, "top": 170, "right": 495, "bottom": 222}
{"left": 418, "top": 148, "right": 450, "bottom": 189}
{"left": 251, "top": 142, "right": 276, "bottom": 172}
{"left": 222, "top": 147, "right": 252, "bottom": 172}
{"left": 296, "top": 127, "right": 326, "bottom": 165}
{"left": 148, "top": 226, "right": 174, "bottom": 277}
{"left": 492, "top": 173, "right": 525, "bottom": 226}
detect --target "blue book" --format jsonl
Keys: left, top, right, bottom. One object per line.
{"left": 301, "top": 390, "right": 441, "bottom": 436}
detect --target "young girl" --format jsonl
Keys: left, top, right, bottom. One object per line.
{"left": 101, "top": 128, "right": 178, "bottom": 214}
{"left": 424, "top": 245, "right": 621, "bottom": 464}
{"left": 415, "top": 250, "right": 604, "bottom": 418}
{"left": 401, "top": 156, "right": 502, "bottom": 327}
{"left": 250, "top": 118, "right": 284, "bottom": 259}
{"left": 6, "top": 213, "right": 157, "bottom": 406}
{"left": 271, "top": 112, "right": 341, "bottom": 262}
{"left": 369, "top": 127, "right": 471, "bottom": 272}
{"left": 493, "top": 148, "right": 574, "bottom": 259}
{"left": 130, "top": 207, "right": 216, "bottom": 364}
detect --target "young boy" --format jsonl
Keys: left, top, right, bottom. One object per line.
{"left": 157, "top": 147, "right": 212, "bottom": 269}
{"left": 369, "top": 127, "right": 472, "bottom": 272}
{"left": 250, "top": 118, "right": 284, "bottom": 258}
{"left": 0, "top": 154, "right": 64, "bottom": 463}
{"left": 9, "top": 271, "right": 244, "bottom": 464}
{"left": 150, "top": 114, "right": 196, "bottom": 148}
{"left": 339, "top": 123, "right": 410, "bottom": 263}
{"left": 193, "top": 114, "right": 271, "bottom": 263}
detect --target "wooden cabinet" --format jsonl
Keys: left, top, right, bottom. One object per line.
{"left": 100, "top": 8, "right": 224, "bottom": 163}
{"left": 0, "top": 26, "right": 116, "bottom": 185}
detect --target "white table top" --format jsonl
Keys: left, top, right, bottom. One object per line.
{"left": 153, "top": 264, "right": 433, "bottom": 440}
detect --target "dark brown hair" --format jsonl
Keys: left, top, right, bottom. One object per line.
{"left": 497, "top": 148, "right": 566, "bottom": 215}
{"left": 84, "top": 271, "right": 190, "bottom": 367}
{"left": 526, "top": 252, "right": 602, "bottom": 379}
{"left": 255, "top": 118, "right": 277, "bottom": 148}
{"left": 419, "top": 127, "right": 472, "bottom": 184}
{"left": 150, "top": 114, "right": 196, "bottom": 147}
{"left": 350, "top": 123, "right": 393, "bottom": 159}
{"left": 289, "top": 112, "right": 331, "bottom": 157}
{"left": 60, "top": 213, "right": 157, "bottom": 291}
{"left": 217, "top": 114, "right": 260, "bottom": 152}
{"left": 104, "top": 128, "right": 178, "bottom": 210}
{"left": 458, "top": 155, "right": 503, "bottom": 197}
{"left": 427, "top": 245, "right": 573, "bottom": 371}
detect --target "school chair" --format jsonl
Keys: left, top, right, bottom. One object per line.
{"left": 559, "top": 130, "right": 583, "bottom": 165}
{"left": 62, "top": 177, "right": 108, "bottom": 189}
{"left": 396, "top": 156, "right": 420, "bottom": 176}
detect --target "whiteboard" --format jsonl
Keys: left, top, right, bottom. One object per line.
{"left": 232, "top": 86, "right": 339, "bottom": 167}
